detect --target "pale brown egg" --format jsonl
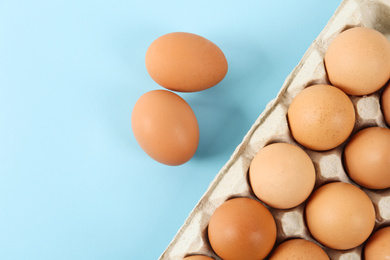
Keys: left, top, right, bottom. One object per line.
{"left": 183, "top": 255, "right": 215, "bottom": 260}
{"left": 324, "top": 27, "right": 390, "bottom": 96}
{"left": 343, "top": 126, "right": 390, "bottom": 189}
{"left": 208, "top": 197, "right": 276, "bottom": 260}
{"left": 269, "top": 239, "right": 329, "bottom": 260}
{"left": 287, "top": 84, "right": 355, "bottom": 151}
{"left": 145, "top": 32, "right": 228, "bottom": 92}
{"left": 131, "top": 90, "right": 199, "bottom": 166}
{"left": 364, "top": 226, "right": 390, "bottom": 260}
{"left": 305, "top": 182, "right": 375, "bottom": 250}
{"left": 249, "top": 142, "right": 315, "bottom": 209}
{"left": 381, "top": 82, "right": 390, "bottom": 126}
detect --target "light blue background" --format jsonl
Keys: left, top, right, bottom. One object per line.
{"left": 0, "top": 1, "right": 341, "bottom": 259}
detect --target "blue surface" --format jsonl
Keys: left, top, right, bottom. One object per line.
{"left": 0, "top": 1, "right": 342, "bottom": 259}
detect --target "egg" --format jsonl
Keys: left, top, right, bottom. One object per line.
{"left": 287, "top": 84, "right": 355, "bottom": 151}
{"left": 268, "top": 239, "right": 329, "bottom": 260}
{"left": 381, "top": 82, "right": 390, "bottom": 126}
{"left": 324, "top": 27, "right": 390, "bottom": 96}
{"left": 131, "top": 90, "right": 199, "bottom": 166}
{"left": 343, "top": 126, "right": 390, "bottom": 189}
{"left": 249, "top": 142, "right": 315, "bottom": 209}
{"left": 305, "top": 182, "right": 375, "bottom": 250}
{"left": 208, "top": 197, "right": 276, "bottom": 260}
{"left": 183, "top": 256, "right": 215, "bottom": 260}
{"left": 364, "top": 226, "right": 390, "bottom": 260}
{"left": 145, "top": 32, "right": 228, "bottom": 92}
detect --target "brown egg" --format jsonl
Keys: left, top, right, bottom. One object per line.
{"left": 343, "top": 126, "right": 390, "bottom": 189}
{"left": 364, "top": 226, "right": 390, "bottom": 260}
{"left": 145, "top": 32, "right": 228, "bottom": 92}
{"left": 183, "top": 255, "right": 215, "bottom": 260}
{"left": 305, "top": 182, "right": 375, "bottom": 250}
{"left": 131, "top": 90, "right": 199, "bottom": 166}
{"left": 269, "top": 239, "right": 329, "bottom": 260}
{"left": 324, "top": 27, "right": 390, "bottom": 96}
{"left": 208, "top": 197, "right": 276, "bottom": 260}
{"left": 381, "top": 82, "right": 390, "bottom": 126}
{"left": 287, "top": 84, "right": 355, "bottom": 151}
{"left": 249, "top": 142, "right": 316, "bottom": 209}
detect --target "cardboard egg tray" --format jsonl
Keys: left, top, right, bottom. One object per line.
{"left": 159, "top": 0, "right": 390, "bottom": 259}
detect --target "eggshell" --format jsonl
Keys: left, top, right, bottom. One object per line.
{"left": 305, "top": 182, "right": 375, "bottom": 250}
{"left": 364, "top": 226, "right": 390, "bottom": 260}
{"left": 207, "top": 197, "right": 276, "bottom": 260}
{"left": 145, "top": 32, "right": 228, "bottom": 92}
{"left": 269, "top": 239, "right": 329, "bottom": 260}
{"left": 324, "top": 27, "right": 390, "bottom": 96}
{"left": 131, "top": 90, "right": 199, "bottom": 166}
{"left": 183, "top": 256, "right": 214, "bottom": 260}
{"left": 249, "top": 142, "right": 315, "bottom": 209}
{"left": 381, "top": 82, "right": 390, "bottom": 126}
{"left": 287, "top": 84, "right": 355, "bottom": 151}
{"left": 343, "top": 126, "right": 390, "bottom": 189}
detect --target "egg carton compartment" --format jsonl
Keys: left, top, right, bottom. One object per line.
{"left": 158, "top": 0, "right": 390, "bottom": 259}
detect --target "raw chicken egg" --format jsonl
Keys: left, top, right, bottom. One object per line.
{"left": 305, "top": 182, "right": 375, "bottom": 250}
{"left": 131, "top": 90, "right": 199, "bottom": 166}
{"left": 287, "top": 84, "right": 355, "bottom": 151}
{"left": 343, "top": 126, "right": 390, "bottom": 189}
{"left": 208, "top": 197, "right": 276, "bottom": 260}
{"left": 145, "top": 32, "right": 228, "bottom": 92}
{"left": 324, "top": 27, "right": 390, "bottom": 96}
{"left": 381, "top": 82, "right": 390, "bottom": 126}
{"left": 268, "top": 239, "right": 329, "bottom": 260}
{"left": 249, "top": 142, "right": 315, "bottom": 209}
{"left": 364, "top": 226, "right": 390, "bottom": 260}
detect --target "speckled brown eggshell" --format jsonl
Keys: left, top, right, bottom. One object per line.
{"left": 305, "top": 182, "right": 375, "bottom": 250}
{"left": 381, "top": 82, "right": 390, "bottom": 126}
{"left": 269, "top": 239, "right": 329, "bottom": 260}
{"left": 287, "top": 84, "right": 355, "bottom": 151}
{"left": 343, "top": 126, "right": 390, "bottom": 189}
{"left": 208, "top": 197, "right": 277, "bottom": 260}
{"left": 325, "top": 27, "right": 390, "bottom": 96}
{"left": 131, "top": 90, "right": 199, "bottom": 166}
{"left": 145, "top": 32, "right": 228, "bottom": 92}
{"left": 249, "top": 142, "right": 316, "bottom": 209}
{"left": 364, "top": 226, "right": 390, "bottom": 260}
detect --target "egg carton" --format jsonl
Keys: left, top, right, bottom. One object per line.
{"left": 158, "top": 0, "right": 390, "bottom": 259}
